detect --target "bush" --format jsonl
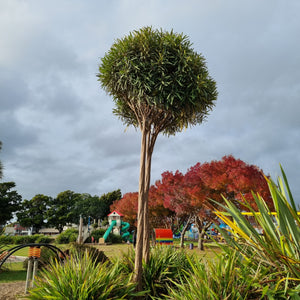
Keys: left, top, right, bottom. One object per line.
{"left": 69, "top": 243, "right": 109, "bottom": 265}
{"left": 85, "top": 229, "right": 123, "bottom": 244}
{"left": 13, "top": 235, "right": 37, "bottom": 244}
{"left": 56, "top": 229, "right": 78, "bottom": 244}
{"left": 106, "top": 233, "right": 123, "bottom": 244}
{"left": 28, "top": 252, "right": 145, "bottom": 299}
{"left": 0, "top": 235, "right": 14, "bottom": 244}
{"left": 85, "top": 229, "right": 106, "bottom": 243}
{"left": 35, "top": 235, "right": 54, "bottom": 244}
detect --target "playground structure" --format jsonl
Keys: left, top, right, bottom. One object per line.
{"left": 102, "top": 210, "right": 130, "bottom": 242}
{"left": 154, "top": 228, "right": 173, "bottom": 245}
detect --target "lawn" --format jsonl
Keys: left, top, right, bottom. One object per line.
{"left": 0, "top": 262, "right": 27, "bottom": 282}
{"left": 0, "top": 241, "right": 221, "bottom": 283}
{"left": 2, "top": 245, "right": 31, "bottom": 257}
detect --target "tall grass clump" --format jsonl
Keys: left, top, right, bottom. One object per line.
{"left": 28, "top": 251, "right": 144, "bottom": 299}
{"left": 214, "top": 166, "right": 300, "bottom": 297}
{"left": 118, "top": 245, "right": 193, "bottom": 299}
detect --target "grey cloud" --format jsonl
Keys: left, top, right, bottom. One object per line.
{"left": 1, "top": 0, "right": 299, "bottom": 203}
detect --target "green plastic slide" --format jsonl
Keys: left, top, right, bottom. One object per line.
{"left": 121, "top": 221, "right": 130, "bottom": 240}
{"left": 103, "top": 220, "right": 116, "bottom": 241}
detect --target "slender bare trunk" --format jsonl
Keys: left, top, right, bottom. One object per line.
{"left": 142, "top": 130, "right": 156, "bottom": 263}
{"left": 180, "top": 215, "right": 193, "bottom": 248}
{"left": 134, "top": 127, "right": 147, "bottom": 291}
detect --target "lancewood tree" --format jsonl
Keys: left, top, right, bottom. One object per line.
{"left": 98, "top": 27, "right": 217, "bottom": 287}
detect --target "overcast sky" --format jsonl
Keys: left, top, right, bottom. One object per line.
{"left": 1, "top": 0, "right": 299, "bottom": 204}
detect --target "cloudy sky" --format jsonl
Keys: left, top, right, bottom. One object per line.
{"left": 1, "top": 0, "right": 300, "bottom": 204}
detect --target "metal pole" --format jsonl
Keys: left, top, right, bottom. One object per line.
{"left": 25, "top": 258, "right": 33, "bottom": 294}
{"left": 31, "top": 258, "right": 39, "bottom": 287}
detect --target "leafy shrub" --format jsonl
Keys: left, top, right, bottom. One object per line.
{"left": 106, "top": 232, "right": 123, "bottom": 244}
{"left": 85, "top": 229, "right": 123, "bottom": 244}
{"left": 28, "top": 252, "right": 144, "bottom": 299}
{"left": 69, "top": 243, "right": 109, "bottom": 265}
{"left": 13, "top": 235, "right": 37, "bottom": 244}
{"left": 56, "top": 229, "right": 78, "bottom": 244}
{"left": 118, "top": 245, "right": 192, "bottom": 299}
{"left": 0, "top": 235, "right": 14, "bottom": 244}
{"left": 85, "top": 228, "right": 106, "bottom": 243}
{"left": 35, "top": 235, "right": 54, "bottom": 244}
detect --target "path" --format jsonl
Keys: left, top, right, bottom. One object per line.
{"left": 0, "top": 282, "right": 26, "bottom": 300}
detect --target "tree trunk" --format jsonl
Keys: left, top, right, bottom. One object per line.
{"left": 195, "top": 217, "right": 212, "bottom": 251}
{"left": 134, "top": 126, "right": 147, "bottom": 291}
{"left": 142, "top": 130, "right": 156, "bottom": 263}
{"left": 198, "top": 230, "right": 206, "bottom": 251}
{"left": 180, "top": 215, "right": 193, "bottom": 248}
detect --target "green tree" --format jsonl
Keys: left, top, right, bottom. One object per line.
{"left": 0, "top": 141, "right": 3, "bottom": 180}
{"left": 47, "top": 190, "right": 81, "bottom": 233}
{"left": 75, "top": 190, "right": 122, "bottom": 223}
{"left": 97, "top": 189, "right": 122, "bottom": 219}
{"left": 0, "top": 182, "right": 22, "bottom": 225}
{"left": 17, "top": 194, "right": 51, "bottom": 233}
{"left": 98, "top": 27, "right": 217, "bottom": 286}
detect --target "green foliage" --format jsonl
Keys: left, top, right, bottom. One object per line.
{"left": 56, "top": 229, "right": 78, "bottom": 244}
{"left": 35, "top": 235, "right": 54, "bottom": 244}
{"left": 12, "top": 235, "right": 37, "bottom": 244}
{"left": 47, "top": 190, "right": 81, "bottom": 232}
{"left": 75, "top": 190, "right": 122, "bottom": 223}
{"left": 0, "top": 227, "right": 4, "bottom": 257}
{"left": 118, "top": 245, "right": 192, "bottom": 299}
{"left": 167, "top": 250, "right": 270, "bottom": 300}
{"left": 98, "top": 27, "right": 217, "bottom": 135}
{"left": 69, "top": 243, "right": 109, "bottom": 265}
{"left": 0, "top": 182, "right": 22, "bottom": 225}
{"left": 106, "top": 233, "right": 123, "bottom": 244}
{"left": 214, "top": 166, "right": 300, "bottom": 296}
{"left": 0, "top": 235, "right": 14, "bottom": 244}
{"left": 0, "top": 141, "right": 3, "bottom": 180}
{"left": 28, "top": 252, "right": 144, "bottom": 299}
{"left": 17, "top": 194, "right": 51, "bottom": 233}
{"left": 0, "top": 234, "right": 53, "bottom": 245}
{"left": 85, "top": 228, "right": 106, "bottom": 243}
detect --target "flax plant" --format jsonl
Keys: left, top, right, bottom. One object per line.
{"left": 167, "top": 250, "right": 269, "bottom": 300}
{"left": 116, "top": 245, "right": 193, "bottom": 299}
{"left": 214, "top": 166, "right": 300, "bottom": 294}
{"left": 28, "top": 251, "right": 143, "bottom": 299}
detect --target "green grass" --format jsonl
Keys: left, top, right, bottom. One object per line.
{"left": 2, "top": 245, "right": 30, "bottom": 257}
{"left": 0, "top": 262, "right": 27, "bottom": 282}
{"left": 0, "top": 242, "right": 221, "bottom": 284}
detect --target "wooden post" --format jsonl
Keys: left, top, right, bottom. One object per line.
{"left": 78, "top": 215, "right": 83, "bottom": 244}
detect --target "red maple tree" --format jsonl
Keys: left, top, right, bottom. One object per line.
{"left": 111, "top": 192, "right": 138, "bottom": 227}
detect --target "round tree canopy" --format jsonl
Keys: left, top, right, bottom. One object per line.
{"left": 98, "top": 27, "right": 217, "bottom": 135}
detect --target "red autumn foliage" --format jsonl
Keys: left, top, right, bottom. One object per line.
{"left": 185, "top": 155, "right": 273, "bottom": 211}
{"left": 110, "top": 192, "right": 138, "bottom": 226}
{"left": 111, "top": 155, "right": 273, "bottom": 240}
